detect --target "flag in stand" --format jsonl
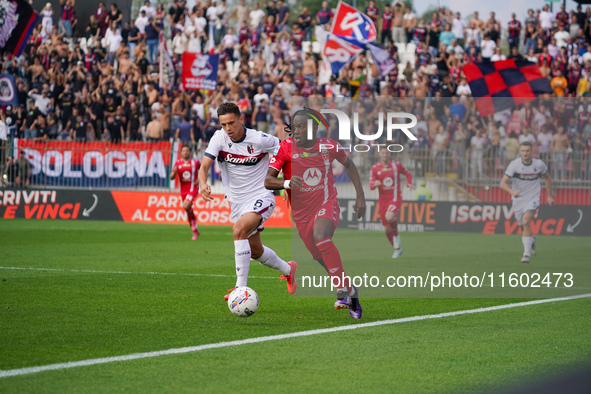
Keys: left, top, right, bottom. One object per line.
{"left": 159, "top": 32, "right": 175, "bottom": 90}
{"left": 0, "top": 0, "right": 39, "bottom": 56}
{"left": 367, "top": 43, "right": 396, "bottom": 76}
{"left": 330, "top": 0, "right": 377, "bottom": 46}
{"left": 0, "top": 74, "right": 19, "bottom": 106}
{"left": 463, "top": 60, "right": 553, "bottom": 116}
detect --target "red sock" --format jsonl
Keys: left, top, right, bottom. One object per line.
{"left": 388, "top": 219, "right": 399, "bottom": 236}
{"left": 187, "top": 209, "right": 197, "bottom": 231}
{"left": 315, "top": 238, "right": 352, "bottom": 294}
{"left": 385, "top": 229, "right": 395, "bottom": 245}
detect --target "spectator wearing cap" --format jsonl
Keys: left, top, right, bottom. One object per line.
{"left": 136, "top": 10, "right": 149, "bottom": 35}
{"left": 28, "top": 88, "right": 51, "bottom": 115}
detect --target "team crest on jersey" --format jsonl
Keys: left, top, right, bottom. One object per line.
{"left": 303, "top": 168, "right": 322, "bottom": 186}
{"left": 247, "top": 144, "right": 254, "bottom": 154}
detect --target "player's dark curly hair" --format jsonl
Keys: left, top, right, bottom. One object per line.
{"left": 217, "top": 102, "right": 241, "bottom": 118}
{"left": 283, "top": 107, "right": 327, "bottom": 135}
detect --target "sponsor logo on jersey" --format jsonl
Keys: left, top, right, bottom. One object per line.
{"left": 303, "top": 167, "right": 323, "bottom": 186}
{"left": 383, "top": 177, "right": 393, "bottom": 187}
{"left": 301, "top": 151, "right": 319, "bottom": 158}
{"left": 219, "top": 151, "right": 266, "bottom": 166}
{"left": 182, "top": 171, "right": 191, "bottom": 180}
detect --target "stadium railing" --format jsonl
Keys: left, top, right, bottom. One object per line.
{"left": 1, "top": 140, "right": 589, "bottom": 205}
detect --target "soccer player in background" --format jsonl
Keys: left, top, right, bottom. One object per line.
{"left": 500, "top": 141, "right": 554, "bottom": 263}
{"left": 370, "top": 149, "right": 413, "bottom": 258}
{"left": 265, "top": 108, "right": 366, "bottom": 319}
{"left": 198, "top": 103, "right": 297, "bottom": 299}
{"left": 169, "top": 144, "right": 201, "bottom": 240}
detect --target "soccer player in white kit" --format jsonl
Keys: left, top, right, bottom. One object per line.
{"left": 198, "top": 103, "right": 297, "bottom": 299}
{"left": 500, "top": 141, "right": 554, "bottom": 263}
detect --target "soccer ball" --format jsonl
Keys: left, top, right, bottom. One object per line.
{"left": 227, "top": 287, "right": 259, "bottom": 317}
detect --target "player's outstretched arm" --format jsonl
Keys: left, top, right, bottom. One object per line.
{"left": 343, "top": 157, "right": 366, "bottom": 219}
{"left": 199, "top": 156, "right": 214, "bottom": 202}
{"left": 543, "top": 172, "right": 554, "bottom": 205}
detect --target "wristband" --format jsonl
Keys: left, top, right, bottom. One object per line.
{"left": 284, "top": 180, "right": 291, "bottom": 189}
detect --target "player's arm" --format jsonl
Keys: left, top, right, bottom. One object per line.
{"left": 343, "top": 156, "right": 366, "bottom": 219}
{"left": 543, "top": 172, "right": 554, "bottom": 205}
{"left": 500, "top": 174, "right": 519, "bottom": 198}
{"left": 198, "top": 155, "right": 214, "bottom": 201}
{"left": 369, "top": 166, "right": 381, "bottom": 190}
{"left": 169, "top": 162, "right": 177, "bottom": 181}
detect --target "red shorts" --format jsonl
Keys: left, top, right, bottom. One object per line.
{"left": 295, "top": 201, "right": 340, "bottom": 261}
{"left": 181, "top": 189, "right": 199, "bottom": 204}
{"left": 379, "top": 201, "right": 400, "bottom": 226}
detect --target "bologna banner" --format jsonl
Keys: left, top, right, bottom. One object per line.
{"left": 0, "top": 189, "right": 291, "bottom": 227}
{"left": 182, "top": 52, "right": 219, "bottom": 91}
{"left": 337, "top": 199, "right": 590, "bottom": 236}
{"left": 13, "top": 139, "right": 173, "bottom": 188}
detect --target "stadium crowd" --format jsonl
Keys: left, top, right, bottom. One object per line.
{"left": 0, "top": 0, "right": 590, "bottom": 181}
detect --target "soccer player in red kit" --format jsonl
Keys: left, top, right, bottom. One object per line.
{"left": 170, "top": 144, "right": 201, "bottom": 240}
{"left": 265, "top": 108, "right": 366, "bottom": 319}
{"left": 370, "top": 149, "right": 412, "bottom": 258}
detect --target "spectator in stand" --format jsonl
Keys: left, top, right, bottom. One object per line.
{"left": 392, "top": 2, "right": 405, "bottom": 44}
{"left": 316, "top": 1, "right": 333, "bottom": 27}
{"left": 59, "top": 0, "right": 77, "bottom": 38}
{"left": 403, "top": 5, "right": 416, "bottom": 45}
{"left": 507, "top": 13, "right": 521, "bottom": 48}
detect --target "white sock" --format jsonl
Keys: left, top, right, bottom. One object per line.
{"left": 522, "top": 236, "right": 534, "bottom": 257}
{"left": 256, "top": 246, "right": 291, "bottom": 276}
{"left": 234, "top": 240, "right": 251, "bottom": 287}
{"left": 393, "top": 235, "right": 401, "bottom": 249}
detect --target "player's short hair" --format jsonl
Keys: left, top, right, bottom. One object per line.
{"left": 519, "top": 141, "right": 533, "bottom": 148}
{"left": 181, "top": 144, "right": 191, "bottom": 151}
{"left": 217, "top": 102, "right": 241, "bottom": 118}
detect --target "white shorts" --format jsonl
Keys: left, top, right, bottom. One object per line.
{"left": 513, "top": 199, "right": 539, "bottom": 225}
{"left": 230, "top": 193, "right": 276, "bottom": 237}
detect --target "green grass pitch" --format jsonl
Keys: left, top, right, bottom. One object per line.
{"left": 0, "top": 220, "right": 589, "bottom": 393}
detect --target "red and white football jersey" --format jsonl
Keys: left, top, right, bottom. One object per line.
{"left": 173, "top": 158, "right": 200, "bottom": 194}
{"left": 270, "top": 137, "right": 346, "bottom": 222}
{"left": 370, "top": 160, "right": 412, "bottom": 206}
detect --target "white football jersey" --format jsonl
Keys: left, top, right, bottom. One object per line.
{"left": 504, "top": 158, "right": 548, "bottom": 206}
{"left": 204, "top": 127, "right": 280, "bottom": 203}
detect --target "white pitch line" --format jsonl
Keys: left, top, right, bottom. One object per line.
{"left": 0, "top": 266, "right": 277, "bottom": 280}
{"left": 1, "top": 293, "right": 590, "bottom": 379}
